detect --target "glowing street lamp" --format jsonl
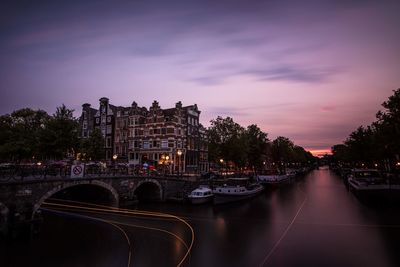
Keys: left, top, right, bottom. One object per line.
{"left": 177, "top": 150, "right": 182, "bottom": 176}
{"left": 165, "top": 155, "right": 170, "bottom": 174}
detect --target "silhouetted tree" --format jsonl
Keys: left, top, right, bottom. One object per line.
{"left": 40, "top": 104, "right": 79, "bottom": 160}
{"left": 208, "top": 116, "right": 247, "bottom": 168}
{"left": 245, "top": 124, "right": 269, "bottom": 170}
{"left": 0, "top": 108, "right": 50, "bottom": 161}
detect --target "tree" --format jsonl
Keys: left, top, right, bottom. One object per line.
{"left": 207, "top": 116, "right": 247, "bottom": 168}
{"left": 0, "top": 108, "right": 50, "bottom": 161}
{"left": 331, "top": 144, "right": 350, "bottom": 163}
{"left": 332, "top": 88, "right": 400, "bottom": 170}
{"left": 270, "top": 136, "right": 295, "bottom": 173}
{"left": 0, "top": 114, "right": 13, "bottom": 160}
{"left": 244, "top": 124, "right": 269, "bottom": 170}
{"left": 344, "top": 126, "right": 377, "bottom": 166}
{"left": 375, "top": 88, "right": 400, "bottom": 165}
{"left": 40, "top": 104, "right": 79, "bottom": 159}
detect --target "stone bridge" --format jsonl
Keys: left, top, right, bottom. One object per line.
{"left": 0, "top": 175, "right": 195, "bottom": 237}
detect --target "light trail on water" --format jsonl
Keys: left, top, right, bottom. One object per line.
{"left": 42, "top": 199, "right": 195, "bottom": 267}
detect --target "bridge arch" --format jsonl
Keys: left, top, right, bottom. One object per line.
{"left": 132, "top": 178, "right": 163, "bottom": 202}
{"left": 32, "top": 180, "right": 119, "bottom": 218}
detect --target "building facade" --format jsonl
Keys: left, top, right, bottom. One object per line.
{"left": 79, "top": 98, "right": 209, "bottom": 174}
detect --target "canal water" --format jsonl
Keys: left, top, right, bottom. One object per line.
{"left": 2, "top": 168, "right": 400, "bottom": 267}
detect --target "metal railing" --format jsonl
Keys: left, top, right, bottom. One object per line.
{"left": 0, "top": 165, "right": 201, "bottom": 183}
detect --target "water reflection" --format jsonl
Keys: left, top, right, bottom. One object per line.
{"left": 2, "top": 169, "right": 400, "bottom": 267}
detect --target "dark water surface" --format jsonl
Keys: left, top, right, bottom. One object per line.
{"left": 2, "top": 169, "right": 400, "bottom": 267}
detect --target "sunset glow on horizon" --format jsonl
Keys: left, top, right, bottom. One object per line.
{"left": 1, "top": 0, "right": 399, "bottom": 151}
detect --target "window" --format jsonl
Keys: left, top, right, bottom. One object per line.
{"left": 144, "top": 129, "right": 149, "bottom": 136}
{"left": 106, "top": 137, "right": 111, "bottom": 148}
{"left": 101, "top": 117, "right": 106, "bottom": 123}
{"left": 161, "top": 140, "right": 168, "bottom": 148}
{"left": 106, "top": 125, "right": 112, "bottom": 134}
{"left": 107, "top": 116, "right": 112, "bottom": 123}
{"left": 117, "top": 111, "right": 121, "bottom": 117}
{"left": 96, "top": 118, "right": 100, "bottom": 124}
{"left": 167, "top": 128, "right": 174, "bottom": 134}
{"left": 161, "top": 128, "right": 166, "bottom": 134}
{"left": 143, "top": 141, "right": 149, "bottom": 149}
{"left": 83, "top": 122, "right": 87, "bottom": 129}
{"left": 168, "top": 140, "right": 175, "bottom": 148}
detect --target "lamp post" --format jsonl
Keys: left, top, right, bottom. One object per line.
{"left": 112, "top": 154, "right": 118, "bottom": 175}
{"left": 177, "top": 150, "right": 182, "bottom": 177}
{"left": 165, "top": 155, "right": 170, "bottom": 175}
{"left": 220, "top": 158, "right": 224, "bottom": 176}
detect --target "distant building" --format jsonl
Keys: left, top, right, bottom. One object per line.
{"left": 79, "top": 103, "right": 97, "bottom": 138}
{"left": 78, "top": 98, "right": 209, "bottom": 174}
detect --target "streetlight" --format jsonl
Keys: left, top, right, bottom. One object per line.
{"left": 220, "top": 158, "right": 224, "bottom": 175}
{"left": 177, "top": 150, "right": 182, "bottom": 176}
{"left": 112, "top": 154, "right": 118, "bottom": 174}
{"left": 165, "top": 155, "right": 170, "bottom": 174}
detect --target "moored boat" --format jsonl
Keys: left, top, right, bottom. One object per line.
{"left": 213, "top": 178, "right": 264, "bottom": 204}
{"left": 348, "top": 169, "right": 388, "bottom": 197}
{"left": 257, "top": 172, "right": 291, "bottom": 187}
{"left": 187, "top": 186, "right": 214, "bottom": 204}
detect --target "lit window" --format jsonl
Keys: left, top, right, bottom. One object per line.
{"left": 161, "top": 140, "right": 168, "bottom": 148}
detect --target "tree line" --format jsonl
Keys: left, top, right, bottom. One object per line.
{"left": 331, "top": 88, "right": 400, "bottom": 171}
{"left": 0, "top": 105, "right": 104, "bottom": 162}
{"left": 0, "top": 104, "right": 316, "bottom": 169}
{"left": 207, "top": 116, "right": 316, "bottom": 172}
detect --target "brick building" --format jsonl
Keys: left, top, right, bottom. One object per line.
{"left": 79, "top": 98, "right": 209, "bottom": 174}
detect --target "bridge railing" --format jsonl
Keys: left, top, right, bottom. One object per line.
{"left": 0, "top": 164, "right": 202, "bottom": 183}
{"left": 0, "top": 165, "right": 71, "bottom": 183}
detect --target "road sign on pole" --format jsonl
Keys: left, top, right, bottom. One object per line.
{"left": 71, "top": 164, "right": 85, "bottom": 178}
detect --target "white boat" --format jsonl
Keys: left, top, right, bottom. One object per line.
{"left": 348, "top": 169, "right": 388, "bottom": 196}
{"left": 213, "top": 178, "right": 264, "bottom": 204}
{"left": 257, "top": 173, "right": 291, "bottom": 186}
{"left": 187, "top": 186, "right": 214, "bottom": 204}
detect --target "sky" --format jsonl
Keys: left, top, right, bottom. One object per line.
{"left": 0, "top": 0, "right": 399, "bottom": 156}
